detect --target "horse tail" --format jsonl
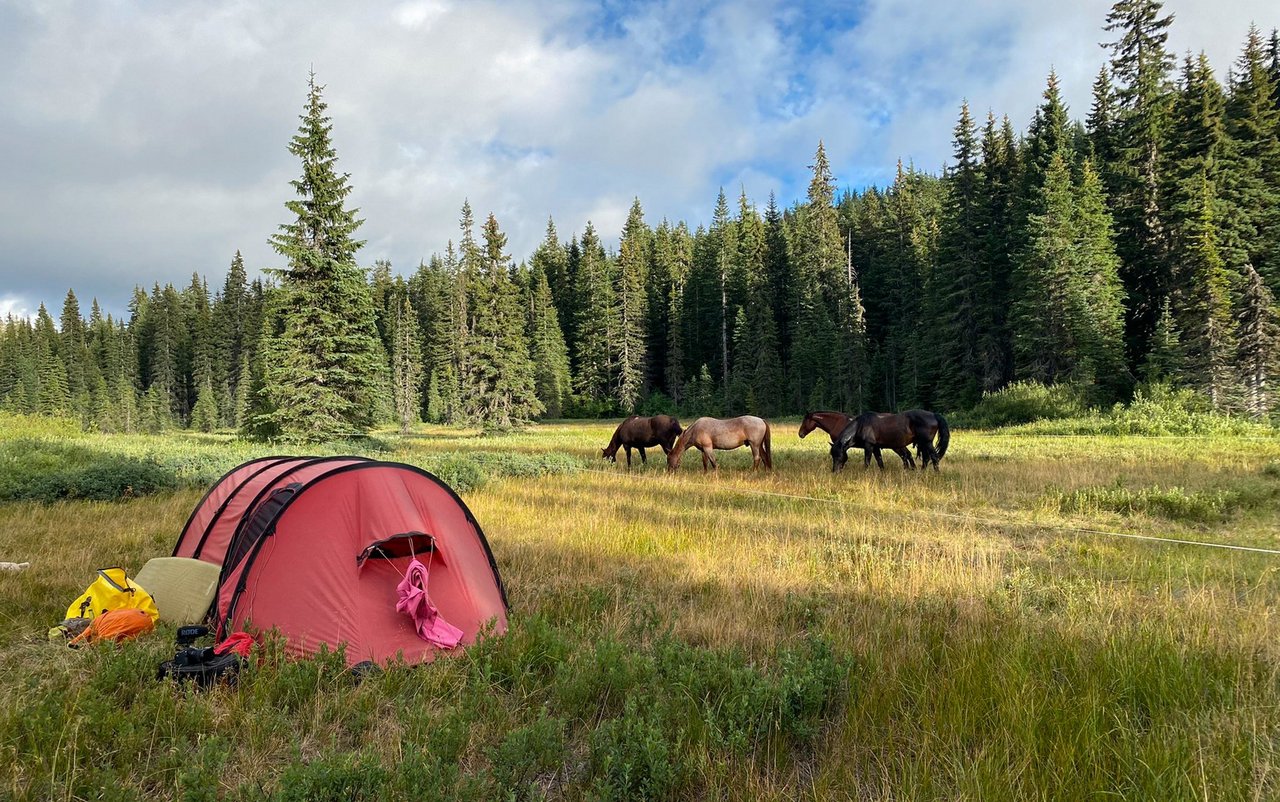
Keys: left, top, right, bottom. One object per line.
{"left": 762, "top": 421, "right": 773, "bottom": 469}
{"left": 935, "top": 413, "right": 950, "bottom": 461}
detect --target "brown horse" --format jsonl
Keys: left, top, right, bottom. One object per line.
{"left": 832, "top": 410, "right": 950, "bottom": 472}
{"left": 667, "top": 416, "right": 772, "bottom": 472}
{"left": 800, "top": 411, "right": 915, "bottom": 469}
{"left": 602, "top": 415, "right": 683, "bottom": 468}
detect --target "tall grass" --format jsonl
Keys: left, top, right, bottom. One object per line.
{"left": 1, "top": 418, "right": 1278, "bottom": 799}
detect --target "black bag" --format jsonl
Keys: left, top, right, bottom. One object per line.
{"left": 157, "top": 626, "right": 241, "bottom": 687}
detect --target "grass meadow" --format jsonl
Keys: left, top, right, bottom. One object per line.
{"left": 1, "top": 414, "right": 1279, "bottom": 800}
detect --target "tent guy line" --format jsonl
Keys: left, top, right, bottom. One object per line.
{"left": 580, "top": 467, "right": 1280, "bottom": 557}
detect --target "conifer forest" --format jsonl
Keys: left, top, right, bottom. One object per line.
{"left": 3, "top": 2, "right": 1279, "bottom": 440}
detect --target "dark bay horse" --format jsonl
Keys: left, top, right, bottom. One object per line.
{"left": 800, "top": 411, "right": 916, "bottom": 469}
{"left": 602, "top": 415, "right": 683, "bottom": 467}
{"left": 667, "top": 416, "right": 772, "bottom": 472}
{"left": 831, "top": 410, "right": 950, "bottom": 472}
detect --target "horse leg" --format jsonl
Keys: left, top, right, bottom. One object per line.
{"left": 895, "top": 447, "right": 914, "bottom": 470}
{"left": 873, "top": 448, "right": 885, "bottom": 470}
{"left": 700, "top": 448, "right": 710, "bottom": 473}
{"left": 918, "top": 441, "right": 937, "bottom": 471}
{"left": 751, "top": 441, "right": 762, "bottom": 470}
{"left": 624, "top": 445, "right": 632, "bottom": 468}
{"left": 863, "top": 448, "right": 872, "bottom": 469}
{"left": 639, "top": 447, "right": 647, "bottom": 464}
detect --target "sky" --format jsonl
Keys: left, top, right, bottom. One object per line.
{"left": 0, "top": 0, "right": 1275, "bottom": 319}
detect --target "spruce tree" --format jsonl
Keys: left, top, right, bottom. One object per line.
{"left": 934, "top": 102, "right": 985, "bottom": 409}
{"left": 1143, "top": 296, "right": 1183, "bottom": 382}
{"left": 979, "top": 112, "right": 1018, "bottom": 389}
{"left": 573, "top": 222, "right": 617, "bottom": 407}
{"left": 1226, "top": 26, "right": 1280, "bottom": 290}
{"left": 190, "top": 376, "right": 218, "bottom": 432}
{"left": 527, "top": 263, "right": 572, "bottom": 418}
{"left": 790, "top": 142, "right": 847, "bottom": 408}
{"left": 1073, "top": 159, "right": 1131, "bottom": 402}
{"left": 1237, "top": 263, "right": 1278, "bottom": 417}
{"left": 1174, "top": 174, "right": 1236, "bottom": 408}
{"left": 615, "top": 199, "right": 651, "bottom": 411}
{"left": 1102, "top": 0, "right": 1176, "bottom": 364}
{"left": 215, "top": 250, "right": 250, "bottom": 425}
{"left": 257, "top": 75, "right": 386, "bottom": 441}
{"left": 34, "top": 305, "right": 70, "bottom": 415}
{"left": 662, "top": 223, "right": 693, "bottom": 403}
{"left": 390, "top": 293, "right": 423, "bottom": 434}
{"left": 463, "top": 213, "right": 542, "bottom": 427}
{"left": 1012, "top": 153, "right": 1081, "bottom": 384}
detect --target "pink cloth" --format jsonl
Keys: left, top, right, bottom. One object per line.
{"left": 395, "top": 558, "right": 464, "bottom": 649}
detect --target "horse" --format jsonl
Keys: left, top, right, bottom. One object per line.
{"left": 801, "top": 410, "right": 915, "bottom": 470}
{"left": 831, "top": 410, "right": 950, "bottom": 472}
{"left": 667, "top": 416, "right": 772, "bottom": 472}
{"left": 601, "top": 415, "right": 683, "bottom": 468}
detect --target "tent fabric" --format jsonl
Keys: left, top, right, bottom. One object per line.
{"left": 396, "top": 557, "right": 464, "bottom": 649}
{"left": 173, "top": 456, "right": 369, "bottom": 566}
{"left": 174, "top": 456, "right": 294, "bottom": 559}
{"left": 175, "top": 457, "right": 508, "bottom": 667}
{"left": 134, "top": 557, "right": 221, "bottom": 624}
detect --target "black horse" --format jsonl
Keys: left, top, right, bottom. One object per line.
{"left": 830, "top": 410, "right": 950, "bottom": 472}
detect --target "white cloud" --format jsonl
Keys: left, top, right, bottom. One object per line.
{"left": 0, "top": 295, "right": 32, "bottom": 321}
{"left": 0, "top": 0, "right": 1274, "bottom": 314}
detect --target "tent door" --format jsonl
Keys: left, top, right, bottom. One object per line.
{"left": 357, "top": 532, "right": 438, "bottom": 568}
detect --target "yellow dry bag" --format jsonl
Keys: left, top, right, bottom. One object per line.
{"left": 65, "top": 568, "right": 159, "bottom": 622}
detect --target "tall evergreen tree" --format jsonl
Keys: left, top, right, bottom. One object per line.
{"left": 390, "top": 292, "right": 423, "bottom": 434}
{"left": 1237, "top": 263, "right": 1278, "bottom": 417}
{"left": 257, "top": 74, "right": 386, "bottom": 440}
{"left": 462, "top": 213, "right": 541, "bottom": 427}
{"left": 573, "top": 222, "right": 617, "bottom": 407}
{"left": 526, "top": 263, "right": 572, "bottom": 418}
{"left": 1013, "top": 153, "right": 1084, "bottom": 384}
{"left": 1073, "top": 160, "right": 1131, "bottom": 401}
{"left": 1174, "top": 174, "right": 1236, "bottom": 408}
{"left": 789, "top": 142, "right": 847, "bottom": 408}
{"left": 1225, "top": 26, "right": 1280, "bottom": 290}
{"left": 934, "top": 102, "right": 986, "bottom": 409}
{"left": 1103, "top": 0, "right": 1176, "bottom": 364}
{"left": 615, "top": 199, "right": 651, "bottom": 411}
{"left": 978, "top": 112, "right": 1018, "bottom": 389}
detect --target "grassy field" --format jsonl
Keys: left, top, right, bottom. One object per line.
{"left": 1, "top": 415, "right": 1279, "bottom": 800}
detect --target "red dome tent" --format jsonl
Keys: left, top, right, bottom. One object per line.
{"left": 173, "top": 457, "right": 508, "bottom": 666}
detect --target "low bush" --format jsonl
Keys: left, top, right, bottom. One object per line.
{"left": 0, "top": 439, "right": 183, "bottom": 502}
{"left": 955, "top": 381, "right": 1091, "bottom": 428}
{"left": 637, "top": 391, "right": 678, "bottom": 417}
{"left": 413, "top": 451, "right": 581, "bottom": 493}
{"left": 989, "top": 383, "right": 1278, "bottom": 437}
{"left": 1048, "top": 482, "right": 1273, "bottom": 523}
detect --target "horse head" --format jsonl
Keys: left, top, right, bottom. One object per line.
{"left": 601, "top": 445, "right": 617, "bottom": 462}
{"left": 798, "top": 412, "right": 817, "bottom": 438}
{"left": 829, "top": 438, "right": 849, "bottom": 472}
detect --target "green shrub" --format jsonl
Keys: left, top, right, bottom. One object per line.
{"left": 0, "top": 439, "right": 183, "bottom": 502}
{"left": 956, "top": 381, "right": 1091, "bottom": 428}
{"left": 273, "top": 751, "right": 388, "bottom": 801}
{"left": 414, "top": 452, "right": 581, "bottom": 494}
{"left": 991, "top": 383, "right": 1278, "bottom": 437}
{"left": 488, "top": 712, "right": 567, "bottom": 799}
{"left": 588, "top": 696, "right": 690, "bottom": 801}
{"left": 638, "top": 391, "right": 678, "bottom": 417}
{"left": 1048, "top": 483, "right": 1272, "bottom": 523}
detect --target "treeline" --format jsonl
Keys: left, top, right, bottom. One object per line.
{"left": 1, "top": 0, "right": 1278, "bottom": 438}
